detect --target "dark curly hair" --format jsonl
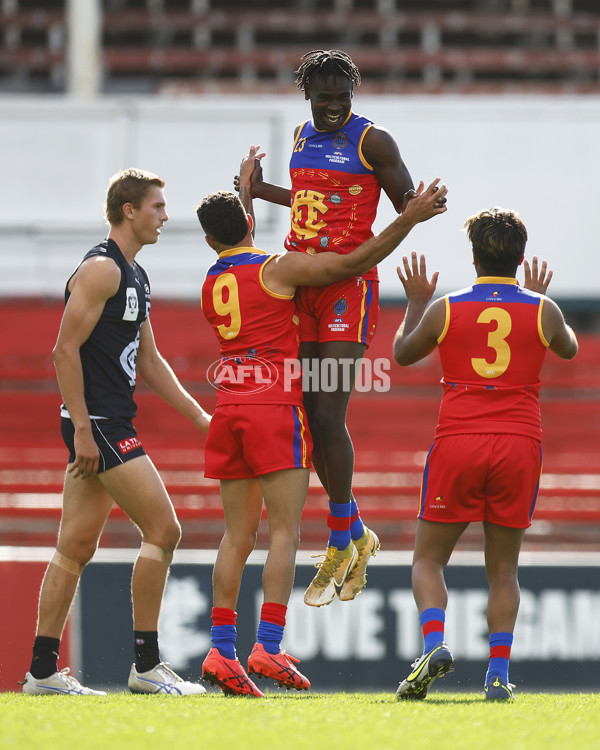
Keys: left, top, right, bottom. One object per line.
{"left": 294, "top": 49, "right": 361, "bottom": 91}
{"left": 196, "top": 191, "right": 250, "bottom": 247}
{"left": 464, "top": 207, "right": 528, "bottom": 276}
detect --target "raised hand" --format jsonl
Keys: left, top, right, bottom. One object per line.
{"left": 235, "top": 144, "right": 266, "bottom": 194}
{"left": 523, "top": 255, "right": 553, "bottom": 294}
{"left": 396, "top": 251, "right": 439, "bottom": 305}
{"left": 401, "top": 178, "right": 448, "bottom": 224}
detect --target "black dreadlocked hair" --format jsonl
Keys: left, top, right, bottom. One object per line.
{"left": 294, "top": 49, "right": 361, "bottom": 91}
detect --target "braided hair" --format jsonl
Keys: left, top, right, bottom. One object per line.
{"left": 294, "top": 49, "right": 361, "bottom": 91}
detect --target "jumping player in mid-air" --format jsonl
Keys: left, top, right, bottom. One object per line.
{"left": 240, "top": 49, "right": 419, "bottom": 608}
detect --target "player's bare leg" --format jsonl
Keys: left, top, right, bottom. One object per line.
{"left": 212, "top": 477, "right": 263, "bottom": 609}
{"left": 259, "top": 468, "right": 308, "bottom": 603}
{"left": 482, "top": 521, "right": 525, "bottom": 700}
{"left": 22, "top": 470, "right": 113, "bottom": 695}
{"left": 411, "top": 519, "right": 469, "bottom": 613}
{"left": 246, "top": 468, "right": 311, "bottom": 690}
{"left": 202, "top": 478, "right": 265, "bottom": 697}
{"left": 396, "top": 520, "right": 466, "bottom": 700}
{"left": 37, "top": 471, "right": 113, "bottom": 638}
{"left": 300, "top": 341, "right": 360, "bottom": 504}
{"left": 100, "top": 456, "right": 182, "bottom": 630}
{"left": 302, "top": 341, "right": 378, "bottom": 605}
{"left": 101, "top": 456, "right": 206, "bottom": 695}
{"left": 483, "top": 521, "right": 524, "bottom": 633}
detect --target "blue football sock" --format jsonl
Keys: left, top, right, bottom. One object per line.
{"left": 327, "top": 500, "right": 352, "bottom": 549}
{"left": 257, "top": 620, "right": 284, "bottom": 655}
{"left": 420, "top": 607, "right": 446, "bottom": 653}
{"left": 349, "top": 497, "right": 365, "bottom": 541}
{"left": 485, "top": 632, "right": 513, "bottom": 684}
{"left": 211, "top": 624, "right": 237, "bottom": 660}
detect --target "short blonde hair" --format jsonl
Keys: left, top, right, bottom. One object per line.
{"left": 105, "top": 168, "right": 164, "bottom": 226}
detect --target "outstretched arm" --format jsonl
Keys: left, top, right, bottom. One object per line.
{"left": 262, "top": 179, "right": 448, "bottom": 296}
{"left": 234, "top": 147, "right": 291, "bottom": 207}
{"left": 522, "top": 256, "right": 578, "bottom": 360}
{"left": 237, "top": 145, "right": 265, "bottom": 236}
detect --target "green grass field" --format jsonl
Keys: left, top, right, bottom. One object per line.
{"left": 2, "top": 690, "right": 598, "bottom": 750}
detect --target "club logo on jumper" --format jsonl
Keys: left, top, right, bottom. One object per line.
{"left": 118, "top": 437, "right": 142, "bottom": 454}
{"left": 333, "top": 133, "right": 348, "bottom": 149}
{"left": 333, "top": 297, "right": 348, "bottom": 316}
{"left": 349, "top": 184, "right": 363, "bottom": 196}
{"left": 206, "top": 355, "right": 280, "bottom": 394}
{"left": 122, "top": 287, "right": 139, "bottom": 321}
{"left": 120, "top": 336, "right": 140, "bottom": 387}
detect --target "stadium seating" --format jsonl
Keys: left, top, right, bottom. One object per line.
{"left": 1, "top": 299, "right": 599, "bottom": 552}
{"left": 2, "top": 1, "right": 600, "bottom": 94}
{"left": 1, "top": 1, "right": 599, "bottom": 550}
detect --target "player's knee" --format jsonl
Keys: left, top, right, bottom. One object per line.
{"left": 144, "top": 520, "right": 181, "bottom": 556}
{"left": 240, "top": 533, "right": 257, "bottom": 559}
{"left": 56, "top": 526, "right": 100, "bottom": 567}
{"left": 146, "top": 520, "right": 181, "bottom": 550}
{"left": 50, "top": 549, "right": 87, "bottom": 576}
{"left": 487, "top": 567, "right": 519, "bottom": 586}
{"left": 311, "top": 405, "right": 346, "bottom": 438}
{"left": 283, "top": 528, "right": 301, "bottom": 553}
{"left": 271, "top": 522, "right": 301, "bottom": 551}
{"left": 163, "top": 520, "right": 182, "bottom": 552}
{"left": 138, "top": 541, "right": 173, "bottom": 565}
{"left": 226, "top": 529, "right": 257, "bottom": 559}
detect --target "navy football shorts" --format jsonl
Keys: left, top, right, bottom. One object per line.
{"left": 61, "top": 416, "right": 146, "bottom": 473}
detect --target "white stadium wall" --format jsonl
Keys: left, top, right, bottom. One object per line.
{"left": 1, "top": 94, "right": 599, "bottom": 300}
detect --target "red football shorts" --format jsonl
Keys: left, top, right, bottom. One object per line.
{"left": 295, "top": 277, "right": 379, "bottom": 347}
{"left": 418, "top": 433, "right": 542, "bottom": 528}
{"left": 205, "top": 403, "right": 313, "bottom": 480}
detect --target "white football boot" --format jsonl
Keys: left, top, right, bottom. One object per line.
{"left": 128, "top": 662, "right": 206, "bottom": 695}
{"left": 21, "top": 668, "right": 107, "bottom": 696}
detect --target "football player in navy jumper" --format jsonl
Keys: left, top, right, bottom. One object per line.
{"left": 22, "top": 168, "right": 211, "bottom": 696}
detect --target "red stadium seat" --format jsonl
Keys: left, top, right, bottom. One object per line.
{"left": 1, "top": 300, "right": 599, "bottom": 551}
